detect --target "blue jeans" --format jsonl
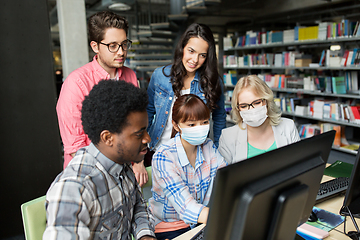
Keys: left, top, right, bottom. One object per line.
{"left": 155, "top": 227, "right": 191, "bottom": 240}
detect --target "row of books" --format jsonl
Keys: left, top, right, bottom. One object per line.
{"left": 308, "top": 99, "right": 360, "bottom": 124}
{"left": 223, "top": 70, "right": 237, "bottom": 86}
{"left": 277, "top": 96, "right": 360, "bottom": 125}
{"left": 223, "top": 52, "right": 312, "bottom": 68}
{"left": 257, "top": 73, "right": 359, "bottom": 94}
{"left": 322, "top": 48, "right": 360, "bottom": 67}
{"left": 224, "top": 48, "right": 360, "bottom": 68}
{"left": 299, "top": 123, "right": 343, "bottom": 147}
{"left": 224, "top": 19, "right": 360, "bottom": 49}
{"left": 318, "top": 48, "right": 360, "bottom": 67}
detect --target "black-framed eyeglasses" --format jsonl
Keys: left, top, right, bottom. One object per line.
{"left": 237, "top": 98, "right": 265, "bottom": 110}
{"left": 99, "top": 39, "right": 132, "bottom": 53}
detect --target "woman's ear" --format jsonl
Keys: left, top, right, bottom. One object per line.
{"left": 99, "top": 130, "right": 113, "bottom": 146}
{"left": 172, "top": 120, "right": 180, "bottom": 133}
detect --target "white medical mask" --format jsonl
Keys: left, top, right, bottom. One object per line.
{"left": 179, "top": 124, "right": 210, "bottom": 146}
{"left": 240, "top": 105, "right": 268, "bottom": 127}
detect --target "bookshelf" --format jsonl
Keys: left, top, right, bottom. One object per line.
{"left": 225, "top": 36, "right": 360, "bottom": 51}
{"left": 222, "top": 21, "right": 360, "bottom": 158}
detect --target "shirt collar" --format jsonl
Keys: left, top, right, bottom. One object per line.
{"left": 193, "top": 71, "right": 200, "bottom": 82}
{"left": 87, "top": 142, "right": 124, "bottom": 179}
{"left": 174, "top": 133, "right": 204, "bottom": 169}
{"left": 174, "top": 134, "right": 189, "bottom": 167}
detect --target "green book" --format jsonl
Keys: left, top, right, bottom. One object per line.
{"left": 323, "top": 160, "right": 353, "bottom": 178}
{"left": 331, "top": 76, "right": 346, "bottom": 94}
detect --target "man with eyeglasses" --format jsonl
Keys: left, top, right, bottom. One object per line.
{"left": 56, "top": 11, "right": 149, "bottom": 187}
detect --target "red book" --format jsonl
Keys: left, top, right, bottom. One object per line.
{"left": 340, "top": 50, "right": 349, "bottom": 66}
{"left": 281, "top": 74, "right": 286, "bottom": 88}
{"left": 350, "top": 106, "right": 360, "bottom": 122}
{"left": 344, "top": 50, "right": 350, "bottom": 66}
{"left": 327, "top": 24, "right": 331, "bottom": 38}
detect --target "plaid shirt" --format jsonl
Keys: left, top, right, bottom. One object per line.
{"left": 149, "top": 134, "right": 227, "bottom": 226}
{"left": 43, "top": 143, "right": 155, "bottom": 240}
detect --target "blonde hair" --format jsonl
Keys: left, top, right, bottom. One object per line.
{"left": 231, "top": 75, "right": 281, "bottom": 129}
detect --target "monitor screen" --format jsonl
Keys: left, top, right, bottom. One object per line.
{"left": 340, "top": 149, "right": 360, "bottom": 217}
{"left": 204, "top": 130, "right": 335, "bottom": 240}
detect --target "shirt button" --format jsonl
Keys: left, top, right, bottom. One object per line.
{"left": 165, "top": 111, "right": 168, "bottom": 114}
{"left": 159, "top": 92, "right": 162, "bottom": 95}
{"left": 192, "top": 82, "right": 194, "bottom": 84}
{"left": 157, "top": 137, "right": 159, "bottom": 140}
{"left": 169, "top": 97, "right": 172, "bottom": 100}
{"left": 161, "top": 125, "right": 164, "bottom": 128}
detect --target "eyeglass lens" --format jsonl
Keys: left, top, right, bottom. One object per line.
{"left": 238, "top": 99, "right": 263, "bottom": 110}
{"left": 103, "top": 40, "right": 131, "bottom": 53}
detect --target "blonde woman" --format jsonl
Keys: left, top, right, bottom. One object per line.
{"left": 218, "top": 75, "right": 300, "bottom": 164}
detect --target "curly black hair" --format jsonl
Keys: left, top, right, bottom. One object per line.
{"left": 81, "top": 80, "right": 148, "bottom": 144}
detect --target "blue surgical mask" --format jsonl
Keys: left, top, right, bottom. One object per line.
{"left": 179, "top": 124, "right": 210, "bottom": 146}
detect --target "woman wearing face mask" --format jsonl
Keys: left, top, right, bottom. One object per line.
{"left": 149, "top": 94, "right": 227, "bottom": 240}
{"left": 218, "top": 75, "right": 300, "bottom": 164}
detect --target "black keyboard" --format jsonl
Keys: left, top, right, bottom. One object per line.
{"left": 316, "top": 177, "right": 349, "bottom": 204}
{"left": 190, "top": 226, "right": 205, "bottom": 240}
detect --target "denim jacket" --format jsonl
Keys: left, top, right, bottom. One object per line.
{"left": 146, "top": 65, "right": 226, "bottom": 150}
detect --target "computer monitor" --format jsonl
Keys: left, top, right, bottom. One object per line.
{"left": 204, "top": 130, "right": 335, "bottom": 240}
{"left": 340, "top": 149, "right": 360, "bottom": 218}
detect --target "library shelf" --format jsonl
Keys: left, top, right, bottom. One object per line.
{"left": 224, "top": 36, "right": 360, "bottom": 51}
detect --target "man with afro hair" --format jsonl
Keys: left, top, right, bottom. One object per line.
{"left": 43, "top": 80, "right": 156, "bottom": 240}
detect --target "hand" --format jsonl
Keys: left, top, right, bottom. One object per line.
{"left": 132, "top": 160, "right": 148, "bottom": 187}
{"left": 198, "top": 207, "right": 209, "bottom": 224}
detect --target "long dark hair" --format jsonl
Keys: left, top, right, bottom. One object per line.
{"left": 164, "top": 23, "right": 222, "bottom": 111}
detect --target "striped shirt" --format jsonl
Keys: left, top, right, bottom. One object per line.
{"left": 149, "top": 134, "right": 227, "bottom": 227}
{"left": 43, "top": 143, "right": 155, "bottom": 240}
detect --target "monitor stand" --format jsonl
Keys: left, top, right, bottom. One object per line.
{"left": 340, "top": 197, "right": 360, "bottom": 218}
{"left": 267, "top": 184, "right": 309, "bottom": 240}
{"left": 344, "top": 206, "right": 360, "bottom": 240}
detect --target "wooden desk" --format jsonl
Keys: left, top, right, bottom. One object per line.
{"left": 315, "top": 175, "right": 358, "bottom": 240}
{"left": 174, "top": 175, "right": 359, "bottom": 240}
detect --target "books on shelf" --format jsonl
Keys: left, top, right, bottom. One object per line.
{"left": 223, "top": 70, "right": 237, "bottom": 86}
{"left": 228, "top": 19, "right": 360, "bottom": 49}
{"left": 224, "top": 46, "right": 360, "bottom": 69}
{"left": 331, "top": 76, "right": 346, "bottom": 94}
{"left": 223, "top": 36, "right": 233, "bottom": 49}
{"left": 259, "top": 72, "right": 360, "bottom": 95}
{"left": 318, "top": 22, "right": 331, "bottom": 40}
{"left": 283, "top": 29, "right": 295, "bottom": 43}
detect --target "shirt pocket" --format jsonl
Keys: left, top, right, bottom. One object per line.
{"left": 99, "top": 205, "right": 126, "bottom": 240}
{"left": 154, "top": 85, "right": 169, "bottom": 110}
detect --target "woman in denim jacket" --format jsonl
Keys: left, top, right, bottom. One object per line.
{"left": 146, "top": 23, "right": 226, "bottom": 163}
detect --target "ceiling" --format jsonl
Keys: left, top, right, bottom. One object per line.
{"left": 191, "top": 0, "right": 360, "bottom": 34}
{"left": 47, "top": 0, "right": 360, "bottom": 38}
